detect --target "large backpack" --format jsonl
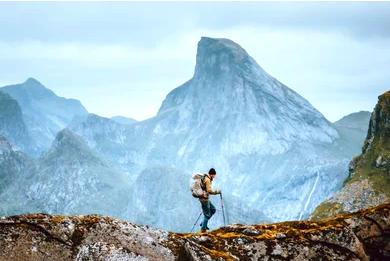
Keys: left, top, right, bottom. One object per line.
{"left": 190, "top": 173, "right": 207, "bottom": 198}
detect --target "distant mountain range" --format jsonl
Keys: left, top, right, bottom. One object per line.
{"left": 0, "top": 129, "right": 133, "bottom": 220}
{"left": 0, "top": 37, "right": 372, "bottom": 231}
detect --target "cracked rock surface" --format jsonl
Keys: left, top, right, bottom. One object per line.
{"left": 1, "top": 203, "right": 390, "bottom": 261}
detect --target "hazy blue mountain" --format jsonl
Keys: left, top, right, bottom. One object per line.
{"left": 332, "top": 111, "right": 372, "bottom": 157}
{"left": 1, "top": 78, "right": 88, "bottom": 156}
{"left": 0, "top": 129, "right": 132, "bottom": 219}
{"left": 334, "top": 111, "right": 371, "bottom": 132}
{"left": 0, "top": 136, "right": 36, "bottom": 216}
{"left": 0, "top": 91, "right": 34, "bottom": 154}
{"left": 68, "top": 113, "right": 140, "bottom": 178}
{"left": 0, "top": 137, "right": 35, "bottom": 194}
{"left": 111, "top": 115, "right": 137, "bottom": 125}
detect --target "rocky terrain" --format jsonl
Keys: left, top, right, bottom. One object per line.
{"left": 0, "top": 203, "right": 389, "bottom": 261}
{"left": 312, "top": 91, "right": 390, "bottom": 220}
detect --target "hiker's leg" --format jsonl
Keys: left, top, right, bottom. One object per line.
{"left": 200, "top": 200, "right": 211, "bottom": 229}
{"left": 209, "top": 202, "right": 216, "bottom": 218}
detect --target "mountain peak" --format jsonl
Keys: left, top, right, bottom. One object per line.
{"left": 198, "top": 37, "right": 248, "bottom": 57}
{"left": 49, "top": 129, "right": 88, "bottom": 154}
{"left": 52, "top": 128, "right": 87, "bottom": 149}
{"left": 24, "top": 77, "right": 43, "bottom": 86}
{"left": 5, "top": 77, "right": 58, "bottom": 99}
{"left": 43, "top": 128, "right": 105, "bottom": 166}
{"left": 334, "top": 111, "right": 371, "bottom": 132}
{"left": 194, "top": 37, "right": 257, "bottom": 78}
{"left": 158, "top": 37, "right": 336, "bottom": 148}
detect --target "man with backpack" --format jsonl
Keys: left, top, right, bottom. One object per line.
{"left": 198, "top": 168, "right": 221, "bottom": 233}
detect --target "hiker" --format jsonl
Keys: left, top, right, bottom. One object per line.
{"left": 199, "top": 168, "right": 221, "bottom": 233}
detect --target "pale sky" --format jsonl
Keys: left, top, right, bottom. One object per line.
{"left": 0, "top": 2, "right": 389, "bottom": 121}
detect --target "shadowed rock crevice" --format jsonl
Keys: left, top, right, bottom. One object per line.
{"left": 363, "top": 215, "right": 385, "bottom": 234}
{"left": 0, "top": 220, "right": 72, "bottom": 247}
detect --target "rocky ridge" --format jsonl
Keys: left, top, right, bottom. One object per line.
{"left": 0, "top": 203, "right": 389, "bottom": 261}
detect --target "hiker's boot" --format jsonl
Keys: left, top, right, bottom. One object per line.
{"left": 200, "top": 228, "right": 207, "bottom": 233}
{"left": 199, "top": 223, "right": 210, "bottom": 230}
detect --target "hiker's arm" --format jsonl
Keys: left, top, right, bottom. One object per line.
{"left": 205, "top": 178, "right": 219, "bottom": 195}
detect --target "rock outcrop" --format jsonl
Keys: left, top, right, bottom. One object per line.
{"left": 1, "top": 203, "right": 389, "bottom": 261}
{"left": 312, "top": 91, "right": 390, "bottom": 220}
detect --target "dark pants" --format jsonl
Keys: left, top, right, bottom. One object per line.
{"left": 200, "top": 200, "right": 216, "bottom": 230}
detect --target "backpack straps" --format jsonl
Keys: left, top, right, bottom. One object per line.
{"left": 200, "top": 174, "right": 206, "bottom": 190}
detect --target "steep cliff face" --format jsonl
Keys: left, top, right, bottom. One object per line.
{"left": 0, "top": 137, "right": 35, "bottom": 197}
{"left": 0, "top": 203, "right": 389, "bottom": 261}
{"left": 0, "top": 91, "right": 34, "bottom": 154}
{"left": 312, "top": 91, "right": 390, "bottom": 220}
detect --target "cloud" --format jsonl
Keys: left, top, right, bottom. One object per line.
{"left": 0, "top": 2, "right": 390, "bottom": 44}
{"left": 0, "top": 39, "right": 195, "bottom": 69}
{"left": 0, "top": 2, "right": 389, "bottom": 121}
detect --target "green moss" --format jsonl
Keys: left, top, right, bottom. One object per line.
{"left": 347, "top": 136, "right": 390, "bottom": 197}
{"left": 311, "top": 202, "right": 345, "bottom": 221}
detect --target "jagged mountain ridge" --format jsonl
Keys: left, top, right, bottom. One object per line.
{"left": 312, "top": 91, "right": 390, "bottom": 220}
{"left": 155, "top": 37, "right": 337, "bottom": 160}
{"left": 0, "top": 203, "right": 389, "bottom": 260}
{"left": 0, "top": 130, "right": 133, "bottom": 219}
{"left": 1, "top": 78, "right": 88, "bottom": 156}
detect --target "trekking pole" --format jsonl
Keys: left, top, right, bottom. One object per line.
{"left": 220, "top": 193, "right": 226, "bottom": 226}
{"left": 190, "top": 212, "right": 203, "bottom": 233}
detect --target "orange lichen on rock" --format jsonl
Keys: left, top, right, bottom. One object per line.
{"left": 0, "top": 203, "right": 389, "bottom": 260}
